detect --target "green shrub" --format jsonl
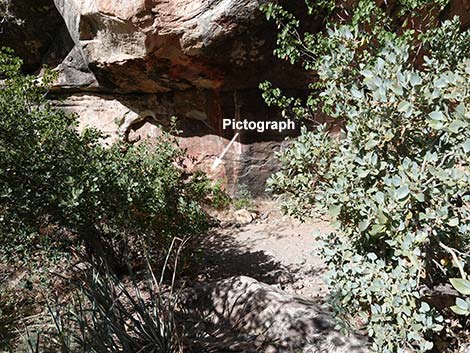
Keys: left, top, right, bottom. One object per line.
{"left": 450, "top": 276, "right": 470, "bottom": 316}
{"left": 261, "top": 2, "right": 469, "bottom": 352}
{"left": 0, "top": 48, "right": 212, "bottom": 268}
{"left": 186, "top": 175, "right": 231, "bottom": 210}
{"left": 0, "top": 48, "right": 220, "bottom": 350}
{"left": 233, "top": 184, "right": 254, "bottom": 210}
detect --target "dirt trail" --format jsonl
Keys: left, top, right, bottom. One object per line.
{"left": 199, "top": 201, "right": 333, "bottom": 300}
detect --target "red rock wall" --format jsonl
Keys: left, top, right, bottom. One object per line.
{"left": 4, "top": 0, "right": 470, "bottom": 194}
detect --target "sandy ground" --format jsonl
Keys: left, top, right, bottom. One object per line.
{"left": 198, "top": 201, "right": 333, "bottom": 301}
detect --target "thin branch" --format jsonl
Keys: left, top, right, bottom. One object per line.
{"left": 439, "top": 242, "right": 467, "bottom": 280}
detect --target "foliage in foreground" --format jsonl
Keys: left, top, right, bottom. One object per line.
{"left": 0, "top": 48, "right": 221, "bottom": 350}
{"left": 17, "top": 250, "right": 183, "bottom": 353}
{"left": 261, "top": 1, "right": 469, "bottom": 352}
{"left": 0, "top": 48, "right": 215, "bottom": 268}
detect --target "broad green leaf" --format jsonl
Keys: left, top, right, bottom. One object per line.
{"left": 391, "top": 84, "right": 404, "bottom": 96}
{"left": 428, "top": 120, "right": 444, "bottom": 130}
{"left": 359, "top": 220, "right": 370, "bottom": 232}
{"left": 370, "top": 224, "right": 386, "bottom": 235}
{"left": 410, "top": 72, "right": 422, "bottom": 86}
{"left": 351, "top": 87, "right": 363, "bottom": 99}
{"left": 357, "top": 169, "right": 370, "bottom": 178}
{"left": 450, "top": 278, "right": 470, "bottom": 295}
{"left": 455, "top": 103, "right": 465, "bottom": 118}
{"left": 375, "top": 191, "right": 385, "bottom": 204}
{"left": 328, "top": 205, "right": 341, "bottom": 217}
{"left": 420, "top": 302, "right": 430, "bottom": 312}
{"left": 448, "top": 119, "right": 467, "bottom": 133}
{"left": 447, "top": 218, "right": 459, "bottom": 227}
{"left": 365, "top": 139, "right": 379, "bottom": 150}
{"left": 450, "top": 305, "right": 468, "bottom": 315}
{"left": 434, "top": 77, "right": 448, "bottom": 88}
{"left": 396, "top": 185, "right": 409, "bottom": 200}
{"left": 409, "top": 253, "right": 420, "bottom": 269}
{"left": 456, "top": 297, "right": 469, "bottom": 310}
{"left": 398, "top": 101, "right": 411, "bottom": 112}
{"left": 463, "top": 139, "right": 470, "bottom": 153}
{"left": 361, "top": 69, "right": 374, "bottom": 78}
{"left": 415, "top": 193, "right": 425, "bottom": 202}
{"left": 377, "top": 211, "right": 388, "bottom": 224}
{"left": 429, "top": 111, "right": 445, "bottom": 121}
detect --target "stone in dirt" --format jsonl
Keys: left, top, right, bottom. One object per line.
{"left": 233, "top": 209, "right": 256, "bottom": 225}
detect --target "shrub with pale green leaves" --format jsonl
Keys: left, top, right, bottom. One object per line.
{"left": 262, "top": 1, "right": 469, "bottom": 352}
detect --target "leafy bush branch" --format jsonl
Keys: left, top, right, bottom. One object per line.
{"left": 0, "top": 48, "right": 218, "bottom": 272}
{"left": 261, "top": 1, "right": 469, "bottom": 352}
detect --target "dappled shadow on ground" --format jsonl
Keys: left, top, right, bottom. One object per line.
{"left": 196, "top": 226, "right": 301, "bottom": 286}
{"left": 180, "top": 275, "right": 369, "bottom": 353}
{"left": 177, "top": 215, "right": 368, "bottom": 353}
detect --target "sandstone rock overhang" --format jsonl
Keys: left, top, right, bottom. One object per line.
{"left": 3, "top": 0, "right": 310, "bottom": 194}
{"left": 48, "top": 0, "right": 313, "bottom": 94}
{"left": 3, "top": 0, "right": 469, "bottom": 194}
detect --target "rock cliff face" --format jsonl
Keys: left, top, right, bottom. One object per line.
{"left": 53, "top": 0, "right": 282, "bottom": 92}
{"left": 3, "top": 0, "right": 470, "bottom": 193}
{"left": 5, "top": 0, "right": 308, "bottom": 194}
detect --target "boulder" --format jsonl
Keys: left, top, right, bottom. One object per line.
{"left": 233, "top": 209, "right": 256, "bottom": 224}
{"left": 54, "top": 91, "right": 288, "bottom": 194}
{"left": 44, "top": 0, "right": 305, "bottom": 194}
{"left": 191, "top": 276, "right": 369, "bottom": 353}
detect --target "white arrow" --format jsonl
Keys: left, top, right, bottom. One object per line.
{"left": 211, "top": 132, "right": 239, "bottom": 171}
